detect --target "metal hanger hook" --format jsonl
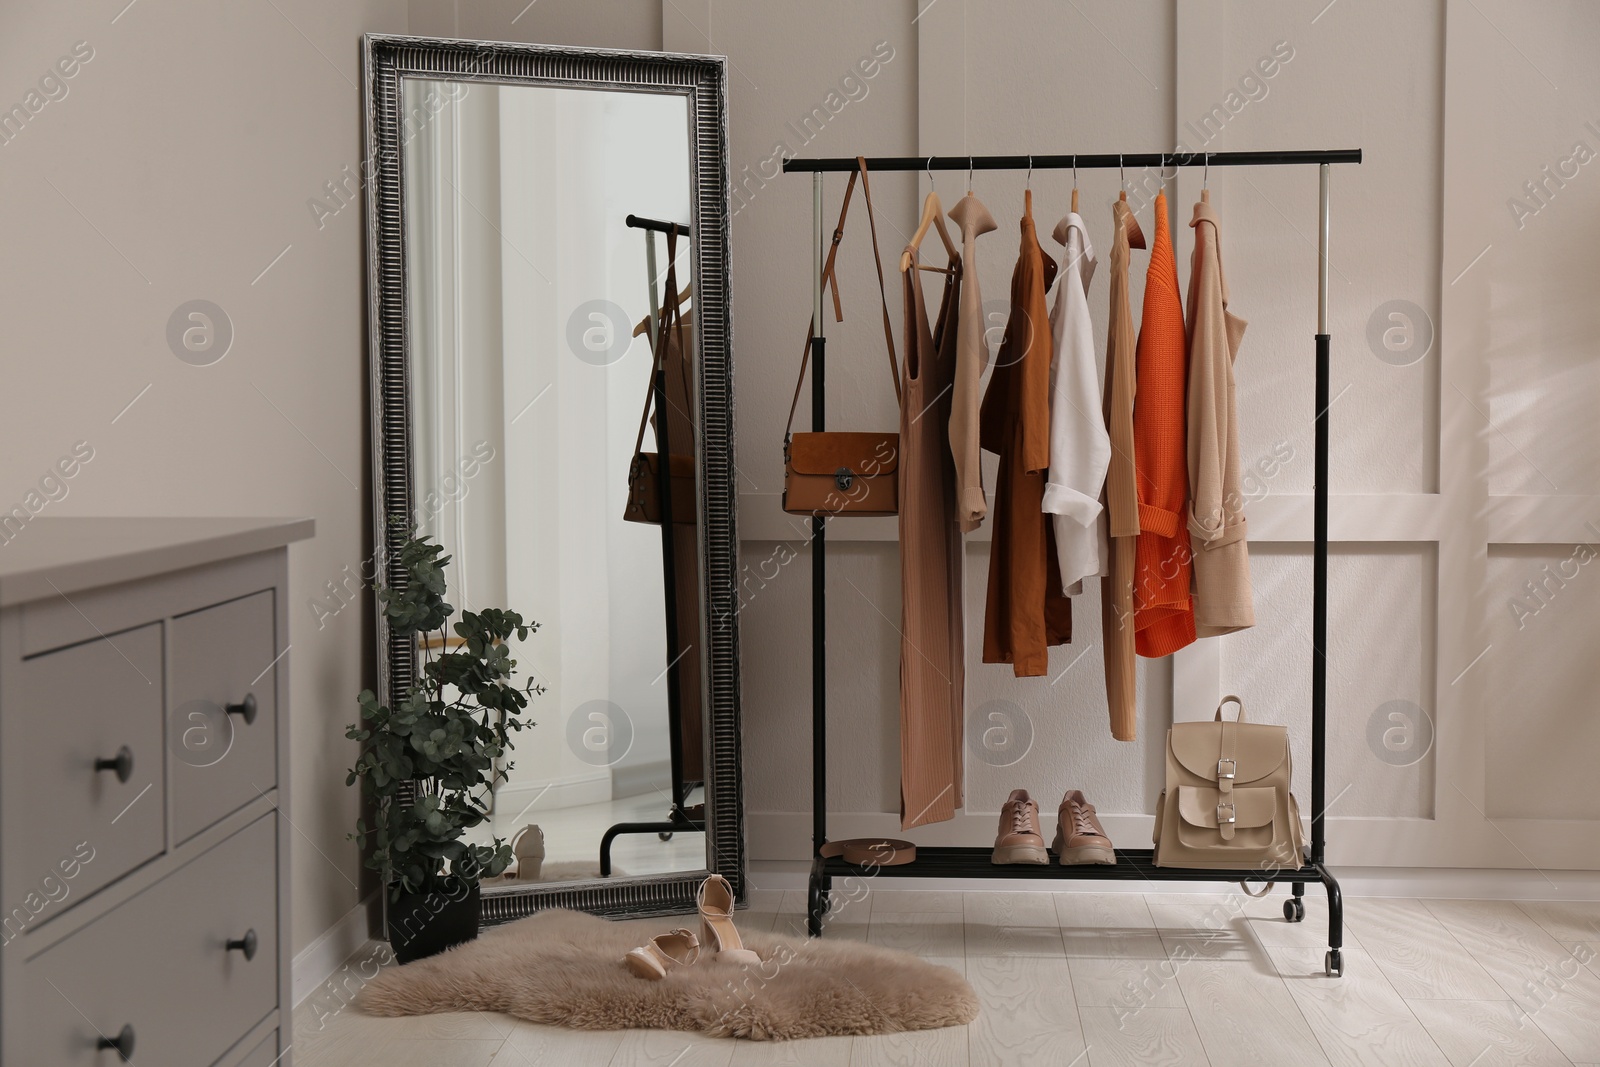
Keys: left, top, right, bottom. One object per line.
{"left": 1204, "top": 152, "right": 1210, "bottom": 189}
{"left": 1072, "top": 154, "right": 1078, "bottom": 191}
{"left": 968, "top": 155, "right": 974, "bottom": 193}
{"left": 1026, "top": 154, "right": 1033, "bottom": 191}
{"left": 926, "top": 154, "right": 935, "bottom": 191}
{"left": 1119, "top": 153, "right": 1125, "bottom": 192}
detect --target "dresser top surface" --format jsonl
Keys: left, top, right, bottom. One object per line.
{"left": 0, "top": 517, "right": 315, "bottom": 606}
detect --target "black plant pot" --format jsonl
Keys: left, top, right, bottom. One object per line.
{"left": 387, "top": 878, "right": 480, "bottom": 964}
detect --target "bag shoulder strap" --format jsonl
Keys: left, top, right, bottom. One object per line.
{"left": 856, "top": 155, "right": 901, "bottom": 403}
{"left": 785, "top": 156, "right": 901, "bottom": 438}
{"left": 634, "top": 227, "right": 683, "bottom": 459}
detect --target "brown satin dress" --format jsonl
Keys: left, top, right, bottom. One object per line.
{"left": 898, "top": 242, "right": 966, "bottom": 830}
{"left": 980, "top": 191, "right": 1072, "bottom": 677}
{"left": 652, "top": 314, "right": 704, "bottom": 780}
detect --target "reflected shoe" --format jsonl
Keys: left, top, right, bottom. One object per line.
{"left": 623, "top": 928, "right": 700, "bottom": 979}
{"left": 991, "top": 789, "right": 1049, "bottom": 865}
{"left": 1053, "top": 790, "right": 1115, "bottom": 865}
{"left": 697, "top": 874, "right": 760, "bottom": 965}
{"left": 508, "top": 824, "right": 545, "bottom": 881}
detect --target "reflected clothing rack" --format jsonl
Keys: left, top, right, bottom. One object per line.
{"left": 781, "top": 148, "right": 1362, "bottom": 977}
{"left": 599, "top": 214, "right": 705, "bottom": 874}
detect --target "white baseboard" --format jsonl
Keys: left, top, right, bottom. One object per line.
{"left": 611, "top": 758, "right": 672, "bottom": 800}
{"left": 496, "top": 770, "right": 610, "bottom": 817}
{"left": 293, "top": 893, "right": 376, "bottom": 1007}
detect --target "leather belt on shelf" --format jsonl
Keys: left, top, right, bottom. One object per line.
{"left": 818, "top": 838, "right": 917, "bottom": 866}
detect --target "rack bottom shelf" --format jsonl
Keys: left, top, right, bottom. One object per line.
{"left": 806, "top": 845, "right": 1347, "bottom": 976}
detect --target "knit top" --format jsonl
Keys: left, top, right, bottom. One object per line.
{"left": 1131, "top": 191, "right": 1197, "bottom": 657}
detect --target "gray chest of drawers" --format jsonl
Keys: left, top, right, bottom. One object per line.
{"left": 0, "top": 517, "right": 313, "bottom": 1067}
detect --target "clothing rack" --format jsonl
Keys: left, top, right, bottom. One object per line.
{"left": 599, "top": 217, "right": 705, "bottom": 874}
{"left": 781, "top": 148, "right": 1362, "bottom": 977}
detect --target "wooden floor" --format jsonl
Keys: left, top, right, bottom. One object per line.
{"left": 293, "top": 888, "right": 1600, "bottom": 1066}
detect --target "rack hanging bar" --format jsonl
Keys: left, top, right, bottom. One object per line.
{"left": 783, "top": 148, "right": 1360, "bottom": 173}
{"left": 625, "top": 213, "right": 691, "bottom": 235}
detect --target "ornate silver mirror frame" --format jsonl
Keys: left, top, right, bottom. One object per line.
{"left": 360, "top": 33, "right": 741, "bottom": 922}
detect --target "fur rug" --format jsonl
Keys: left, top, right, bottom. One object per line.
{"left": 357, "top": 909, "right": 978, "bottom": 1040}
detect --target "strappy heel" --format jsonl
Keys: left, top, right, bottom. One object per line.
{"left": 508, "top": 824, "right": 544, "bottom": 881}
{"left": 696, "top": 874, "right": 759, "bottom": 966}
{"left": 623, "top": 928, "right": 700, "bottom": 980}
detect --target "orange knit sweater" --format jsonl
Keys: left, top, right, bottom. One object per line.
{"left": 1132, "top": 192, "right": 1197, "bottom": 657}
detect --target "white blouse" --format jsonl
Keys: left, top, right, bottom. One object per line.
{"left": 1041, "top": 212, "right": 1111, "bottom": 595}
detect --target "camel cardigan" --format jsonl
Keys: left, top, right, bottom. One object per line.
{"left": 1131, "top": 192, "right": 1197, "bottom": 658}
{"left": 1185, "top": 194, "right": 1255, "bottom": 635}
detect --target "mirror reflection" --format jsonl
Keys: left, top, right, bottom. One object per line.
{"left": 402, "top": 78, "right": 705, "bottom": 889}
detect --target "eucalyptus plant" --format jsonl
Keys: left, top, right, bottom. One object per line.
{"left": 347, "top": 535, "right": 542, "bottom": 899}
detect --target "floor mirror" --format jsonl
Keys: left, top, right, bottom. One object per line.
{"left": 361, "top": 34, "right": 740, "bottom": 922}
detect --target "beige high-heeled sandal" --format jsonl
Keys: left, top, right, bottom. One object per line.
{"left": 623, "top": 928, "right": 700, "bottom": 980}
{"left": 507, "top": 824, "right": 544, "bottom": 881}
{"left": 697, "top": 874, "right": 760, "bottom": 965}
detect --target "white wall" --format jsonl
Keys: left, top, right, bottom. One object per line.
{"left": 0, "top": 0, "right": 405, "bottom": 956}
{"left": 3, "top": 0, "right": 1595, "bottom": 962}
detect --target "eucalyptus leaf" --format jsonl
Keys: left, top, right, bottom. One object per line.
{"left": 345, "top": 534, "right": 541, "bottom": 896}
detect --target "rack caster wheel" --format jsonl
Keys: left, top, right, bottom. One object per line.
{"left": 1325, "top": 949, "right": 1344, "bottom": 977}
{"left": 658, "top": 831, "right": 674, "bottom": 841}
{"left": 1284, "top": 898, "right": 1305, "bottom": 923}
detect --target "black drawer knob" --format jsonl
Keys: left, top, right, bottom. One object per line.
{"left": 93, "top": 746, "right": 133, "bottom": 784}
{"left": 226, "top": 928, "right": 258, "bottom": 961}
{"left": 226, "top": 693, "right": 258, "bottom": 726}
{"left": 97, "top": 1023, "right": 135, "bottom": 1061}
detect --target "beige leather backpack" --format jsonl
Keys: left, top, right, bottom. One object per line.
{"left": 1153, "top": 696, "right": 1305, "bottom": 871}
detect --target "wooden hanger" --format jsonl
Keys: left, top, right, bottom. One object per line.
{"left": 899, "top": 158, "right": 959, "bottom": 271}
{"left": 1116, "top": 154, "right": 1146, "bottom": 249}
{"left": 633, "top": 282, "right": 693, "bottom": 338}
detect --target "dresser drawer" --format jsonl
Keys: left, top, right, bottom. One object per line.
{"left": 4, "top": 625, "right": 164, "bottom": 919}
{"left": 229, "top": 1028, "right": 281, "bottom": 1067}
{"left": 169, "top": 591, "right": 278, "bottom": 844}
{"left": 19, "top": 815, "right": 278, "bottom": 1067}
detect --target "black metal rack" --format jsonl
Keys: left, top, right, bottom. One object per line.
{"left": 600, "top": 214, "right": 704, "bottom": 874}
{"left": 781, "top": 148, "right": 1362, "bottom": 978}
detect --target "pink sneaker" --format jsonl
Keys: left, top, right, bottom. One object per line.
{"left": 992, "top": 789, "right": 1049, "bottom": 865}
{"left": 1054, "top": 790, "right": 1115, "bottom": 865}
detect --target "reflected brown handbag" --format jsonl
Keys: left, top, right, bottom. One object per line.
{"left": 625, "top": 228, "right": 695, "bottom": 525}
{"left": 783, "top": 156, "right": 902, "bottom": 517}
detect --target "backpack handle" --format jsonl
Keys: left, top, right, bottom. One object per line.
{"left": 1214, "top": 695, "right": 1246, "bottom": 722}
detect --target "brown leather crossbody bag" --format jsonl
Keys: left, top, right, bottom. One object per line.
{"left": 782, "top": 157, "right": 901, "bottom": 518}
{"left": 625, "top": 227, "right": 695, "bottom": 525}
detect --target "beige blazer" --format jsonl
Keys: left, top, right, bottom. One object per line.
{"left": 1185, "top": 195, "right": 1254, "bottom": 636}
{"left": 947, "top": 194, "right": 997, "bottom": 532}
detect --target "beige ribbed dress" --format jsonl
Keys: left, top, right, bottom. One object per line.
{"left": 898, "top": 243, "right": 965, "bottom": 829}
{"left": 1101, "top": 197, "right": 1143, "bottom": 741}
